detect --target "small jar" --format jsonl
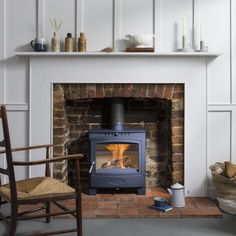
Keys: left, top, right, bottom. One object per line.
{"left": 65, "top": 33, "right": 74, "bottom": 52}
{"left": 51, "top": 32, "right": 60, "bottom": 52}
{"left": 78, "top": 32, "right": 86, "bottom": 52}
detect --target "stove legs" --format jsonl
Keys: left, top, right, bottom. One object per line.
{"left": 89, "top": 187, "right": 145, "bottom": 195}
{"left": 89, "top": 188, "right": 97, "bottom": 195}
{"left": 137, "top": 188, "right": 146, "bottom": 195}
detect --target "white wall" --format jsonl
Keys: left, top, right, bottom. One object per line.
{"left": 0, "top": 0, "right": 236, "bottom": 197}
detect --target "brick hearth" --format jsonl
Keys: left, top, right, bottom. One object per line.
{"left": 53, "top": 84, "right": 184, "bottom": 190}
{"left": 80, "top": 188, "right": 222, "bottom": 219}
{"left": 18, "top": 188, "right": 222, "bottom": 219}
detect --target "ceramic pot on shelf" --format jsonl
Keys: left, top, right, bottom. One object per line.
{"left": 51, "top": 32, "right": 60, "bottom": 52}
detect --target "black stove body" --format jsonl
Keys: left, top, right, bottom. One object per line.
{"left": 88, "top": 98, "right": 146, "bottom": 195}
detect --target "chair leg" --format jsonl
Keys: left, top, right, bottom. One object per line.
{"left": 76, "top": 195, "right": 82, "bottom": 236}
{"left": 9, "top": 203, "right": 18, "bottom": 236}
{"left": 46, "top": 202, "right": 51, "bottom": 223}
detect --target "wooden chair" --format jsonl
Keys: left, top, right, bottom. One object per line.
{"left": 0, "top": 105, "right": 83, "bottom": 236}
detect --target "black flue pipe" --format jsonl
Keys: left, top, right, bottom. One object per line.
{"left": 111, "top": 98, "right": 124, "bottom": 130}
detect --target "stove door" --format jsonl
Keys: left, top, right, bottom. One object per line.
{"left": 95, "top": 142, "right": 139, "bottom": 172}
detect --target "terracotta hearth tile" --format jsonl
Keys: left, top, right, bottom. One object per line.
{"left": 139, "top": 206, "right": 160, "bottom": 218}
{"left": 199, "top": 208, "right": 223, "bottom": 217}
{"left": 98, "top": 201, "right": 118, "bottom": 209}
{"left": 115, "top": 194, "right": 137, "bottom": 203}
{"left": 179, "top": 208, "right": 203, "bottom": 217}
{"left": 185, "top": 197, "right": 197, "bottom": 208}
{"left": 98, "top": 194, "right": 116, "bottom": 202}
{"left": 82, "top": 194, "right": 98, "bottom": 202}
{"left": 137, "top": 197, "right": 153, "bottom": 206}
{"left": 82, "top": 201, "right": 98, "bottom": 209}
{"left": 193, "top": 197, "right": 217, "bottom": 208}
{"left": 159, "top": 208, "right": 181, "bottom": 218}
{"left": 118, "top": 202, "right": 137, "bottom": 208}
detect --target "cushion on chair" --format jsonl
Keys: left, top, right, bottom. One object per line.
{"left": 0, "top": 177, "right": 75, "bottom": 201}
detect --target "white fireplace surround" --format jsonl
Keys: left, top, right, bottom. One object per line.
{"left": 26, "top": 54, "right": 211, "bottom": 196}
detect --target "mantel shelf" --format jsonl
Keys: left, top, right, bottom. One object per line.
{"left": 16, "top": 51, "right": 221, "bottom": 57}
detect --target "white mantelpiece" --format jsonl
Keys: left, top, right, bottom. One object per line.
{"left": 22, "top": 54, "right": 215, "bottom": 197}
{"left": 16, "top": 52, "right": 220, "bottom": 57}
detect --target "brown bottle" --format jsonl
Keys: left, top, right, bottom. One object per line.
{"left": 65, "top": 33, "right": 74, "bottom": 52}
{"left": 78, "top": 32, "right": 86, "bottom": 52}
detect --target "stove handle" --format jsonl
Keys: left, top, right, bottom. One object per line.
{"left": 89, "top": 161, "right": 95, "bottom": 174}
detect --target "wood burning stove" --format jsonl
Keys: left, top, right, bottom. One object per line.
{"left": 89, "top": 98, "right": 146, "bottom": 195}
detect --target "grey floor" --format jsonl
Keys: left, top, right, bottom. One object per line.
{"left": 0, "top": 214, "right": 236, "bottom": 236}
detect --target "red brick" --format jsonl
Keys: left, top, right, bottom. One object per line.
{"left": 155, "top": 85, "right": 164, "bottom": 98}
{"left": 87, "top": 84, "right": 96, "bottom": 98}
{"left": 104, "top": 84, "right": 113, "bottom": 97}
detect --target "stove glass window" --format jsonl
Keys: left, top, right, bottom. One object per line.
{"left": 95, "top": 143, "right": 139, "bottom": 170}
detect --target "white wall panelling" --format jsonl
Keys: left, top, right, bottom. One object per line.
{"left": 198, "top": 0, "right": 231, "bottom": 104}
{"left": 75, "top": 0, "right": 83, "bottom": 43}
{"left": 207, "top": 111, "right": 231, "bottom": 197}
{"left": 0, "top": 0, "right": 6, "bottom": 183}
{"left": 5, "top": 0, "right": 35, "bottom": 103}
{"left": 0, "top": 0, "right": 6, "bottom": 103}
{"left": 159, "top": 0, "right": 193, "bottom": 52}
{"left": 113, "top": 0, "right": 120, "bottom": 50}
{"left": 37, "top": 0, "right": 44, "bottom": 38}
{"left": 83, "top": 0, "right": 113, "bottom": 51}
{"left": 232, "top": 0, "right": 236, "bottom": 104}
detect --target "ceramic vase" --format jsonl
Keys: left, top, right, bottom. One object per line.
{"left": 51, "top": 32, "right": 60, "bottom": 52}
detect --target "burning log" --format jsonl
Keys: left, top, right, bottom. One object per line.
{"left": 101, "top": 157, "right": 132, "bottom": 169}
{"left": 105, "top": 144, "right": 130, "bottom": 168}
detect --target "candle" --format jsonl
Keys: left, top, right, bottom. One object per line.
{"left": 200, "top": 24, "right": 204, "bottom": 41}
{"left": 183, "top": 18, "right": 187, "bottom": 36}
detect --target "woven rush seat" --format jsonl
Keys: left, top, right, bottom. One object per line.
{"left": 0, "top": 177, "right": 75, "bottom": 201}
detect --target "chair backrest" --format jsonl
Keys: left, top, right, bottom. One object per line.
{"left": 0, "top": 105, "right": 17, "bottom": 201}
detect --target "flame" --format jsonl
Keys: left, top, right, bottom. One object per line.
{"left": 105, "top": 144, "right": 130, "bottom": 168}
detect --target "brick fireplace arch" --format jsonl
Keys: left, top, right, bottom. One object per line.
{"left": 53, "top": 83, "right": 184, "bottom": 190}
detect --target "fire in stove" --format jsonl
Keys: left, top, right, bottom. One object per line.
{"left": 104, "top": 144, "right": 130, "bottom": 168}
{"left": 94, "top": 143, "right": 139, "bottom": 170}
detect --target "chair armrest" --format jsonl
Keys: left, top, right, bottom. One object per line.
{"left": 13, "top": 153, "right": 83, "bottom": 166}
{"left": 0, "top": 144, "right": 53, "bottom": 154}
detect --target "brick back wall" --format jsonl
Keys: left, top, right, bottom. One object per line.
{"left": 53, "top": 84, "right": 184, "bottom": 190}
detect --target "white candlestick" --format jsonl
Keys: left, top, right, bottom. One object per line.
{"left": 183, "top": 18, "right": 187, "bottom": 36}
{"left": 200, "top": 24, "right": 204, "bottom": 41}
